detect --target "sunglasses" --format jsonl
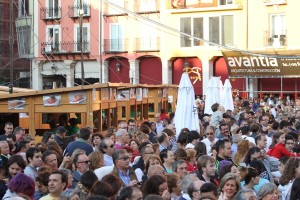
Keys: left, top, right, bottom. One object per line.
{"left": 107, "top": 144, "right": 114, "bottom": 148}
{"left": 206, "top": 132, "right": 214, "bottom": 136}
{"left": 78, "top": 160, "right": 90, "bottom": 164}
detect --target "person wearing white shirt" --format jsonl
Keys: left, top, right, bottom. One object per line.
{"left": 99, "top": 138, "right": 115, "bottom": 166}
{"left": 155, "top": 113, "right": 164, "bottom": 134}
{"left": 201, "top": 126, "right": 218, "bottom": 156}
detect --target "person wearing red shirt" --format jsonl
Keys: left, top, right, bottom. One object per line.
{"left": 186, "top": 148, "right": 198, "bottom": 172}
{"left": 267, "top": 132, "right": 300, "bottom": 159}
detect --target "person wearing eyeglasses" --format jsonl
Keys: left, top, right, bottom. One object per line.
{"left": 72, "top": 152, "right": 90, "bottom": 188}
{"left": 201, "top": 126, "right": 218, "bottom": 156}
{"left": 99, "top": 138, "right": 115, "bottom": 166}
{"left": 111, "top": 149, "right": 138, "bottom": 186}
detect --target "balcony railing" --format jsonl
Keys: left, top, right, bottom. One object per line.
{"left": 103, "top": 39, "right": 128, "bottom": 53}
{"left": 134, "top": 0, "right": 160, "bottom": 13}
{"left": 68, "top": 4, "right": 91, "bottom": 18}
{"left": 103, "top": 1, "right": 129, "bottom": 16}
{"left": 41, "top": 41, "right": 90, "bottom": 55}
{"left": 40, "top": 7, "right": 62, "bottom": 20}
{"left": 265, "top": 30, "right": 287, "bottom": 47}
{"left": 134, "top": 37, "right": 160, "bottom": 52}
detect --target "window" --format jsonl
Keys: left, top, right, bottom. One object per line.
{"left": 18, "top": 0, "right": 29, "bottom": 17}
{"left": 110, "top": 24, "right": 123, "bottom": 51}
{"left": 270, "top": 14, "right": 286, "bottom": 46}
{"left": 46, "top": 26, "right": 60, "bottom": 52}
{"left": 16, "top": 17, "right": 32, "bottom": 57}
{"left": 209, "top": 15, "right": 234, "bottom": 46}
{"left": 180, "top": 18, "right": 191, "bottom": 47}
{"left": 74, "top": 0, "right": 90, "bottom": 17}
{"left": 75, "top": 24, "right": 89, "bottom": 52}
{"left": 219, "top": 0, "right": 233, "bottom": 5}
{"left": 47, "top": 0, "right": 59, "bottom": 18}
{"left": 140, "top": 23, "right": 157, "bottom": 50}
{"left": 193, "top": 18, "right": 204, "bottom": 46}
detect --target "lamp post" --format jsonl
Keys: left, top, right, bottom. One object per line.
{"left": 9, "top": 0, "right": 14, "bottom": 93}
{"left": 79, "top": 0, "right": 85, "bottom": 85}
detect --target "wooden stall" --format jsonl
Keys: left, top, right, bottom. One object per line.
{"left": 0, "top": 83, "right": 178, "bottom": 137}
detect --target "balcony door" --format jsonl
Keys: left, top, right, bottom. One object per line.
{"left": 139, "top": 0, "right": 157, "bottom": 12}
{"left": 270, "top": 14, "right": 286, "bottom": 46}
{"left": 46, "top": 26, "right": 60, "bottom": 52}
{"left": 76, "top": 26, "right": 89, "bottom": 52}
{"left": 110, "top": 24, "right": 123, "bottom": 51}
{"left": 47, "top": 0, "right": 59, "bottom": 18}
{"left": 74, "top": 0, "right": 89, "bottom": 17}
{"left": 140, "top": 23, "right": 157, "bottom": 50}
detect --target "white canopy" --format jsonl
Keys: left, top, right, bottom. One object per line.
{"left": 204, "top": 76, "right": 222, "bottom": 115}
{"left": 221, "top": 79, "right": 234, "bottom": 111}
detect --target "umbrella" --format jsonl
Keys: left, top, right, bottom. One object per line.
{"left": 221, "top": 79, "right": 234, "bottom": 111}
{"left": 174, "top": 72, "right": 200, "bottom": 138}
{"left": 204, "top": 76, "right": 222, "bottom": 115}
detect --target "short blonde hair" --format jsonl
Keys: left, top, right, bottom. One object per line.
{"left": 185, "top": 148, "right": 196, "bottom": 162}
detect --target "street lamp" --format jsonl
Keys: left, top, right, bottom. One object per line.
{"left": 79, "top": 0, "right": 85, "bottom": 85}
{"left": 116, "top": 62, "right": 121, "bottom": 72}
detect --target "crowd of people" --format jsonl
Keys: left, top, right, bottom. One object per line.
{"left": 1, "top": 95, "right": 300, "bottom": 200}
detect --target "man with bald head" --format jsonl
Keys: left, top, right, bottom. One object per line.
{"left": 147, "top": 165, "right": 166, "bottom": 178}
{"left": 115, "top": 129, "right": 130, "bottom": 150}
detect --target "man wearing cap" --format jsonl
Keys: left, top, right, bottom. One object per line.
{"left": 54, "top": 126, "right": 68, "bottom": 151}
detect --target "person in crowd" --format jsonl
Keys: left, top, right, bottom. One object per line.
{"left": 24, "top": 147, "right": 42, "bottom": 180}
{"left": 231, "top": 127, "right": 242, "bottom": 158}
{"left": 133, "top": 145, "right": 154, "bottom": 172}
{"left": 142, "top": 174, "right": 170, "bottom": 199}
{"left": 267, "top": 131, "right": 300, "bottom": 159}
{"left": 196, "top": 155, "right": 217, "bottom": 185}
{"left": 76, "top": 170, "right": 98, "bottom": 200}
{"left": 290, "top": 177, "right": 300, "bottom": 200}
{"left": 41, "top": 131, "right": 55, "bottom": 145}
{"left": 2, "top": 173, "right": 35, "bottom": 199}
{"left": 54, "top": 126, "right": 68, "bottom": 151}
{"left": 7, "top": 134, "right": 17, "bottom": 154}
{"left": 60, "top": 168, "right": 73, "bottom": 190}
{"left": 172, "top": 160, "right": 188, "bottom": 180}
{"left": 102, "top": 174, "right": 123, "bottom": 199}
{"left": 218, "top": 160, "right": 241, "bottom": 182}
{"left": 215, "top": 139, "right": 236, "bottom": 174}
{"left": 117, "top": 186, "right": 143, "bottom": 200}
{"left": 160, "top": 149, "right": 175, "bottom": 173}
{"left": 0, "top": 140, "right": 11, "bottom": 170}
{"left": 186, "top": 130, "right": 201, "bottom": 149}
{"left": 217, "top": 123, "right": 231, "bottom": 140}
{"left": 218, "top": 173, "right": 240, "bottom": 200}
{"left": 40, "top": 170, "right": 68, "bottom": 200}
{"left": 179, "top": 174, "right": 203, "bottom": 200}
{"left": 233, "top": 140, "right": 251, "bottom": 166}
{"left": 194, "top": 141, "right": 207, "bottom": 159}
{"left": 99, "top": 138, "right": 115, "bottom": 166}
{"left": 279, "top": 157, "right": 300, "bottom": 200}
{"left": 66, "top": 118, "right": 80, "bottom": 136}
{"left": 0, "top": 122, "right": 13, "bottom": 141}
{"left": 6, "top": 154, "right": 26, "bottom": 180}
{"left": 199, "top": 183, "right": 218, "bottom": 200}
{"left": 158, "top": 132, "right": 171, "bottom": 152}
{"left": 91, "top": 133, "right": 103, "bottom": 152}
{"left": 13, "top": 127, "right": 25, "bottom": 145}
{"left": 210, "top": 103, "right": 223, "bottom": 129}
{"left": 64, "top": 127, "right": 93, "bottom": 156}
{"left": 187, "top": 180, "right": 205, "bottom": 200}
{"left": 166, "top": 173, "right": 181, "bottom": 200}
{"left": 171, "top": 128, "right": 189, "bottom": 153}
{"left": 201, "top": 126, "right": 218, "bottom": 156}
{"left": 114, "top": 129, "right": 130, "bottom": 150}
{"left": 127, "top": 119, "right": 137, "bottom": 138}
{"left": 234, "top": 188, "right": 257, "bottom": 200}
{"left": 60, "top": 189, "right": 80, "bottom": 200}
{"left": 155, "top": 113, "right": 164, "bottom": 134}
{"left": 42, "top": 150, "right": 58, "bottom": 170}
{"left": 34, "top": 167, "right": 51, "bottom": 199}
{"left": 111, "top": 149, "right": 138, "bottom": 186}
{"left": 89, "top": 151, "right": 103, "bottom": 171}
{"left": 72, "top": 152, "right": 90, "bottom": 188}
{"left": 129, "top": 139, "right": 140, "bottom": 162}
{"left": 185, "top": 148, "right": 197, "bottom": 172}
{"left": 241, "top": 167, "right": 260, "bottom": 193}
{"left": 285, "top": 134, "right": 296, "bottom": 153}
{"left": 89, "top": 180, "right": 115, "bottom": 198}
{"left": 257, "top": 183, "right": 279, "bottom": 200}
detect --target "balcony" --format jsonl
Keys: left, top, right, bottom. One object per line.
{"left": 40, "top": 7, "right": 62, "bottom": 20}
{"left": 103, "top": 1, "right": 129, "bottom": 16}
{"left": 134, "top": 0, "right": 160, "bottom": 14}
{"left": 103, "top": 39, "right": 128, "bottom": 53}
{"left": 41, "top": 41, "right": 90, "bottom": 58}
{"left": 134, "top": 37, "right": 160, "bottom": 52}
{"left": 265, "top": 30, "right": 287, "bottom": 47}
{"left": 68, "top": 4, "right": 91, "bottom": 18}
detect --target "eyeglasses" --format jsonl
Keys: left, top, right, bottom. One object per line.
{"left": 118, "top": 156, "right": 130, "bottom": 161}
{"left": 286, "top": 142, "right": 294, "bottom": 145}
{"left": 108, "top": 144, "right": 114, "bottom": 148}
{"left": 78, "top": 160, "right": 90, "bottom": 164}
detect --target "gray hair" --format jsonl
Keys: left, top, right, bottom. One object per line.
{"left": 0, "top": 140, "right": 8, "bottom": 147}
{"left": 181, "top": 174, "right": 197, "bottom": 193}
{"left": 257, "top": 183, "right": 278, "bottom": 200}
{"left": 234, "top": 188, "right": 255, "bottom": 200}
{"left": 172, "top": 160, "right": 185, "bottom": 172}
{"left": 60, "top": 189, "right": 80, "bottom": 200}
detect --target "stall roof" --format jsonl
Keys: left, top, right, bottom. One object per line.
{"left": 0, "top": 83, "right": 178, "bottom": 100}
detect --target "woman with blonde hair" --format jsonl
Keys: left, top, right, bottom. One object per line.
{"left": 218, "top": 173, "right": 240, "bottom": 200}
{"left": 185, "top": 148, "right": 197, "bottom": 172}
{"left": 234, "top": 140, "right": 250, "bottom": 166}
{"left": 89, "top": 151, "right": 103, "bottom": 171}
